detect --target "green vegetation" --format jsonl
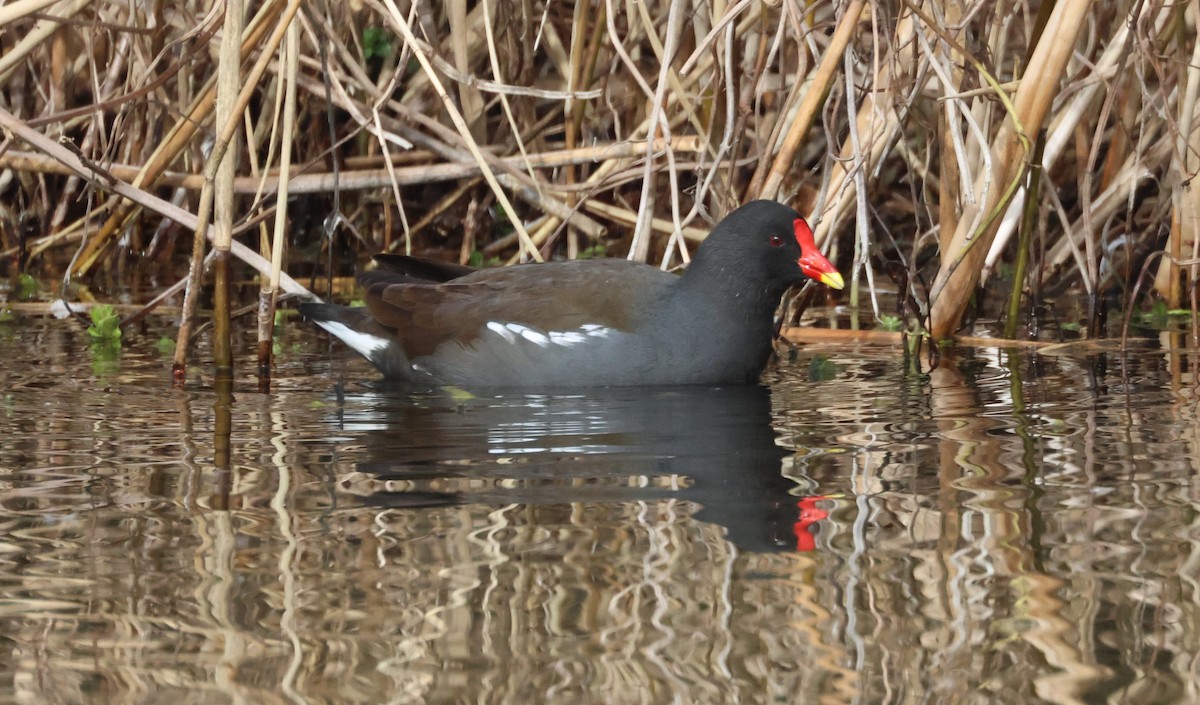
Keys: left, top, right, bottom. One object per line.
{"left": 877, "top": 315, "right": 905, "bottom": 332}
{"left": 362, "top": 27, "right": 392, "bottom": 61}
{"left": 86, "top": 305, "right": 122, "bottom": 342}
{"left": 467, "top": 251, "right": 502, "bottom": 269}
{"left": 576, "top": 244, "right": 608, "bottom": 260}
{"left": 1133, "top": 300, "right": 1194, "bottom": 331}
{"left": 15, "top": 274, "right": 38, "bottom": 301}
{"left": 807, "top": 356, "right": 838, "bottom": 383}
{"left": 87, "top": 307, "right": 122, "bottom": 374}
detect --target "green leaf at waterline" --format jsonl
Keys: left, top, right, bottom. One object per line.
{"left": 16, "top": 273, "right": 38, "bottom": 300}
{"left": 89, "top": 338, "right": 121, "bottom": 376}
{"left": 87, "top": 304, "right": 122, "bottom": 341}
{"left": 877, "top": 314, "right": 904, "bottom": 332}
{"left": 1133, "top": 300, "right": 1193, "bottom": 330}
{"left": 808, "top": 356, "right": 839, "bottom": 382}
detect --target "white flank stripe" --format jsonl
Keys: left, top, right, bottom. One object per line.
{"left": 518, "top": 329, "right": 550, "bottom": 347}
{"left": 486, "top": 321, "right": 518, "bottom": 343}
{"left": 316, "top": 321, "right": 390, "bottom": 358}
{"left": 485, "top": 321, "right": 615, "bottom": 349}
{"left": 579, "top": 323, "right": 613, "bottom": 338}
{"left": 549, "top": 331, "right": 587, "bottom": 345}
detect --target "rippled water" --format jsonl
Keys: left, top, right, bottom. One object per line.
{"left": 1, "top": 319, "right": 1197, "bottom": 704}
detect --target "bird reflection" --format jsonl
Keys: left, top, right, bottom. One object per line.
{"left": 341, "top": 384, "right": 828, "bottom": 553}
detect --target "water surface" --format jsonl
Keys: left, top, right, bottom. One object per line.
{"left": 0, "top": 320, "right": 1197, "bottom": 704}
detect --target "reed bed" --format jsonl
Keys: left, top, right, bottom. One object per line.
{"left": 0, "top": 0, "right": 1196, "bottom": 378}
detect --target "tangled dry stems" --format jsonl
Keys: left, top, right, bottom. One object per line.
{"left": 0, "top": 0, "right": 1196, "bottom": 344}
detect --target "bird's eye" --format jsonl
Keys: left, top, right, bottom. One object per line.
{"left": 769, "top": 234, "right": 785, "bottom": 247}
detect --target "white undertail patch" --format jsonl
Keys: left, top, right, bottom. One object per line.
{"left": 315, "top": 321, "right": 390, "bottom": 359}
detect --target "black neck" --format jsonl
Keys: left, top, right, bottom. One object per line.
{"left": 674, "top": 254, "right": 789, "bottom": 321}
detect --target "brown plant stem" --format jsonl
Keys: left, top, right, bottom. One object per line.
{"left": 174, "top": 0, "right": 305, "bottom": 385}
{"left": 212, "top": 0, "right": 245, "bottom": 383}
{"left": 258, "top": 17, "right": 300, "bottom": 389}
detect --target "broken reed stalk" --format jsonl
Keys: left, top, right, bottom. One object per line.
{"left": 258, "top": 18, "right": 300, "bottom": 387}
{"left": 0, "top": 140, "right": 710, "bottom": 200}
{"left": 0, "top": 105, "right": 310, "bottom": 300}
{"left": 212, "top": 0, "right": 246, "bottom": 382}
{"left": 174, "top": 0, "right": 305, "bottom": 385}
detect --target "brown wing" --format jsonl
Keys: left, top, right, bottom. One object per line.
{"left": 361, "top": 259, "right": 676, "bottom": 358}
{"left": 371, "top": 254, "right": 477, "bottom": 282}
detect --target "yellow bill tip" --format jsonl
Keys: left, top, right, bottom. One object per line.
{"left": 819, "top": 271, "right": 845, "bottom": 290}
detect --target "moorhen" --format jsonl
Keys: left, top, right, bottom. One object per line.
{"left": 299, "top": 200, "right": 844, "bottom": 387}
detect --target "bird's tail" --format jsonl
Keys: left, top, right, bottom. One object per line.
{"left": 298, "top": 303, "right": 412, "bottom": 379}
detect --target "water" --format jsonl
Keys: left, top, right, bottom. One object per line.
{"left": 0, "top": 319, "right": 1197, "bottom": 704}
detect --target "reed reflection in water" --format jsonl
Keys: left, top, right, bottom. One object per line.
{"left": 0, "top": 324, "right": 1196, "bottom": 704}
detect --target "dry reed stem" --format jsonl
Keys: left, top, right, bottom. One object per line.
{"left": 928, "top": 0, "right": 1094, "bottom": 341}
{"left": 446, "top": 0, "right": 485, "bottom": 142}
{"left": 1158, "top": 1, "right": 1200, "bottom": 315}
{"left": 0, "top": 139, "right": 705, "bottom": 198}
{"left": 1, "top": 0, "right": 1198, "bottom": 349}
{"left": 934, "top": 0, "right": 966, "bottom": 259}
{"left": 0, "top": 103, "right": 308, "bottom": 291}
{"left": 377, "top": 0, "right": 542, "bottom": 262}
{"left": 811, "top": 7, "right": 916, "bottom": 323}
{"left": 258, "top": 17, "right": 300, "bottom": 377}
{"left": 752, "top": 0, "right": 867, "bottom": 201}
{"left": 0, "top": 0, "right": 92, "bottom": 83}
{"left": 1044, "top": 138, "right": 1170, "bottom": 277}
{"left": 210, "top": 0, "right": 246, "bottom": 377}
{"left": 67, "top": 0, "right": 283, "bottom": 276}
{"left": 176, "top": 0, "right": 303, "bottom": 380}
{"left": 981, "top": 2, "right": 1160, "bottom": 282}
{"left": 628, "top": 0, "right": 685, "bottom": 263}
